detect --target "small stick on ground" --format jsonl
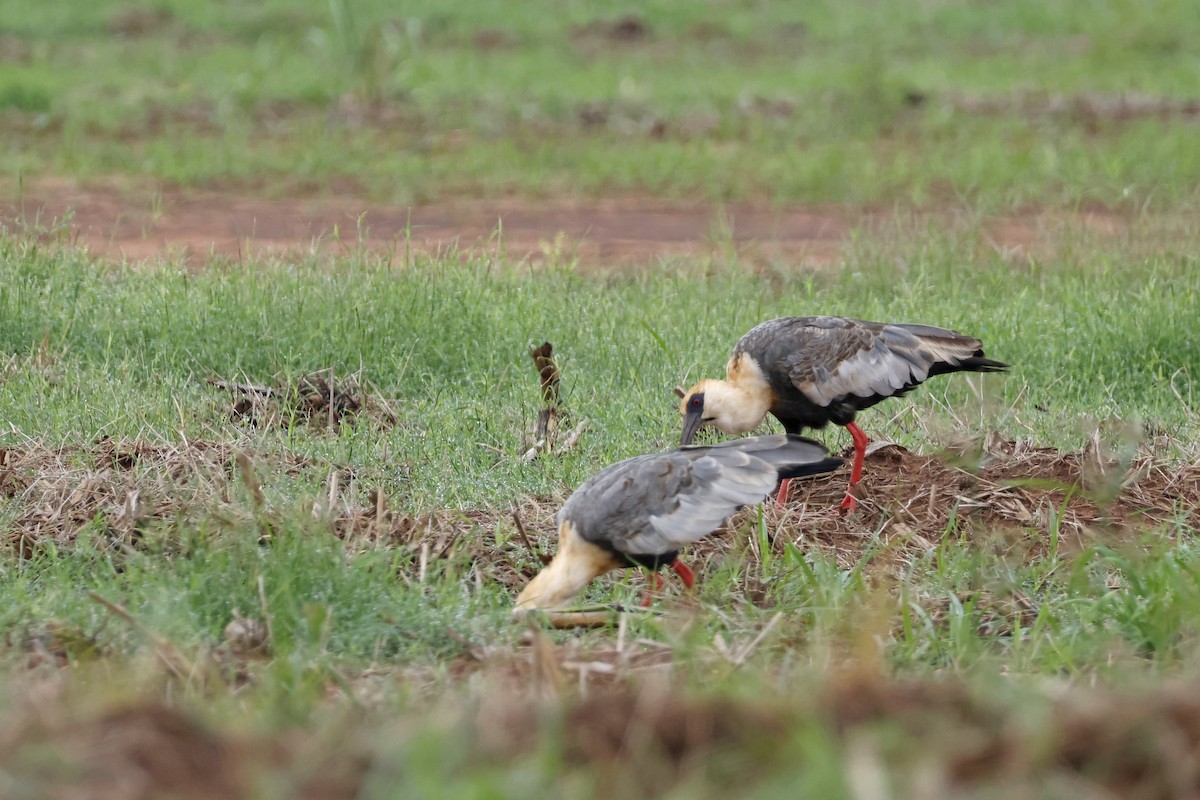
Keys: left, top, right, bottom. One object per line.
{"left": 559, "top": 418, "right": 589, "bottom": 453}
{"left": 257, "top": 574, "right": 274, "bottom": 649}
{"left": 445, "top": 628, "right": 485, "bottom": 661}
{"left": 373, "top": 489, "right": 387, "bottom": 542}
{"left": 513, "top": 509, "right": 552, "bottom": 565}
{"left": 236, "top": 452, "right": 266, "bottom": 509}
{"left": 326, "top": 367, "right": 336, "bottom": 430}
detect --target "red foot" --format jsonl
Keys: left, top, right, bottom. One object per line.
{"left": 775, "top": 478, "right": 792, "bottom": 507}
{"left": 671, "top": 559, "right": 696, "bottom": 589}
{"left": 839, "top": 422, "right": 870, "bottom": 514}
{"left": 640, "top": 572, "right": 666, "bottom": 607}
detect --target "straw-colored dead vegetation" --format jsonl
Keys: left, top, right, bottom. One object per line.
{"left": 0, "top": 437, "right": 312, "bottom": 557}
{"left": 4, "top": 432, "right": 1197, "bottom": 593}
{"left": 781, "top": 433, "right": 1199, "bottom": 567}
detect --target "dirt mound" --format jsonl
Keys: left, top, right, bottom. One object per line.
{"left": 470, "top": 666, "right": 1200, "bottom": 799}
{"left": 3, "top": 703, "right": 244, "bottom": 800}
{"left": 780, "top": 435, "right": 1198, "bottom": 566}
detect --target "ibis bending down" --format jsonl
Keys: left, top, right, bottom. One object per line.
{"left": 513, "top": 434, "right": 841, "bottom": 613}
{"left": 679, "top": 316, "right": 1008, "bottom": 511}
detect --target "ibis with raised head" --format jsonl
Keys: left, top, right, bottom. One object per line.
{"left": 679, "top": 316, "right": 1008, "bottom": 511}
{"left": 513, "top": 434, "right": 841, "bottom": 613}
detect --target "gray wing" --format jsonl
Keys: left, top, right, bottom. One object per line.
{"left": 561, "top": 435, "right": 832, "bottom": 556}
{"left": 750, "top": 317, "right": 985, "bottom": 407}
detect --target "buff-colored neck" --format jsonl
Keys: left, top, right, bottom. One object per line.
{"left": 514, "top": 522, "right": 619, "bottom": 613}
{"left": 698, "top": 378, "right": 772, "bottom": 435}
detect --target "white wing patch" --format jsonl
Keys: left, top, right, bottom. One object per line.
{"left": 799, "top": 328, "right": 974, "bottom": 407}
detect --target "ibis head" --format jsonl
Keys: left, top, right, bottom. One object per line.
{"left": 679, "top": 375, "right": 773, "bottom": 446}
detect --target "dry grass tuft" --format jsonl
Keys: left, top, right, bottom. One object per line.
{"left": 207, "top": 369, "right": 398, "bottom": 430}
{"left": 0, "top": 437, "right": 310, "bottom": 554}
{"left": 333, "top": 491, "right": 565, "bottom": 590}
{"left": 4, "top": 432, "right": 1196, "bottom": 596}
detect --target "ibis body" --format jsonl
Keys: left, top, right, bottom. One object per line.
{"left": 514, "top": 434, "right": 841, "bottom": 613}
{"left": 679, "top": 316, "right": 1008, "bottom": 509}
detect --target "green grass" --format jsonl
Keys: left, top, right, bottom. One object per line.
{"left": 3, "top": 0, "right": 1200, "bottom": 206}
{"left": 0, "top": 227, "right": 1196, "bottom": 507}
{"left": 2, "top": 0, "right": 1200, "bottom": 791}
{"left": 0, "top": 227, "right": 1197, "bottom": 794}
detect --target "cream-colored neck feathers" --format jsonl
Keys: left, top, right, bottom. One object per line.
{"left": 513, "top": 521, "right": 620, "bottom": 613}
{"left": 682, "top": 354, "right": 774, "bottom": 436}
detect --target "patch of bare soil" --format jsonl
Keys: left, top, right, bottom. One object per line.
{"left": 1, "top": 180, "right": 1140, "bottom": 269}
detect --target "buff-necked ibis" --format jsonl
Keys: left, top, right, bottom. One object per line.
{"left": 513, "top": 434, "right": 841, "bottom": 613}
{"left": 679, "top": 316, "right": 1008, "bottom": 511}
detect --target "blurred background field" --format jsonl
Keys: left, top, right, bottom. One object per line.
{"left": 3, "top": 0, "right": 1200, "bottom": 206}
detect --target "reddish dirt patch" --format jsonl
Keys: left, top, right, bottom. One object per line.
{"left": 753, "top": 435, "right": 1198, "bottom": 571}
{"left": 28, "top": 703, "right": 245, "bottom": 800}
{"left": 2, "top": 180, "right": 1136, "bottom": 269}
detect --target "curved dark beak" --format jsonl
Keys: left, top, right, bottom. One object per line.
{"left": 681, "top": 409, "right": 704, "bottom": 446}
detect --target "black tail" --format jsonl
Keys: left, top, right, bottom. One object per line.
{"left": 929, "top": 355, "right": 1010, "bottom": 378}
{"left": 772, "top": 434, "right": 843, "bottom": 480}
{"left": 707, "top": 434, "right": 843, "bottom": 479}
{"left": 777, "top": 456, "right": 844, "bottom": 480}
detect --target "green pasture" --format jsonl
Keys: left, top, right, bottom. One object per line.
{"left": 2, "top": 0, "right": 1199, "bottom": 206}
{"left": 2, "top": 0, "right": 1200, "bottom": 794}
{"left": 0, "top": 228, "right": 1198, "bottom": 795}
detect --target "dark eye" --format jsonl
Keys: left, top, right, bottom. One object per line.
{"left": 689, "top": 396, "right": 702, "bottom": 409}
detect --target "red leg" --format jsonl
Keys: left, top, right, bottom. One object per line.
{"left": 671, "top": 559, "right": 696, "bottom": 589}
{"left": 640, "top": 571, "right": 665, "bottom": 607}
{"left": 774, "top": 478, "right": 792, "bottom": 507}
{"left": 840, "top": 422, "right": 870, "bottom": 513}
